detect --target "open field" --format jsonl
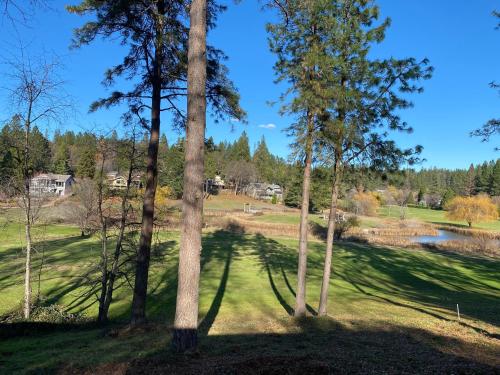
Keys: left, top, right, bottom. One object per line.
{"left": 1, "top": 221, "right": 499, "bottom": 373}
{"left": 379, "top": 205, "right": 500, "bottom": 231}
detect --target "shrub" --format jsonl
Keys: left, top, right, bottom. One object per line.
{"left": 334, "top": 215, "right": 360, "bottom": 240}
{"left": 271, "top": 194, "right": 278, "bottom": 204}
{"left": 2, "top": 302, "right": 86, "bottom": 324}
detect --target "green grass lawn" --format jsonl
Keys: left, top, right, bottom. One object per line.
{"left": 250, "top": 212, "right": 325, "bottom": 225}
{"left": 379, "top": 205, "right": 500, "bottom": 231}
{"left": 1, "top": 222, "right": 499, "bottom": 373}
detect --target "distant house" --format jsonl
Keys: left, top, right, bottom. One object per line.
{"left": 106, "top": 172, "right": 143, "bottom": 190}
{"left": 204, "top": 175, "right": 226, "bottom": 193}
{"left": 245, "top": 183, "right": 283, "bottom": 202}
{"left": 31, "top": 173, "right": 74, "bottom": 196}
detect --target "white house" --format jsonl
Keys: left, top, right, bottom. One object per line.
{"left": 31, "top": 173, "right": 74, "bottom": 196}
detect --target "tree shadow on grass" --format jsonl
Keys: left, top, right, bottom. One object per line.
{"left": 9, "top": 318, "right": 495, "bottom": 375}
{"left": 252, "top": 233, "right": 317, "bottom": 316}
{"left": 139, "top": 228, "right": 241, "bottom": 331}
{"left": 337, "top": 241, "right": 500, "bottom": 327}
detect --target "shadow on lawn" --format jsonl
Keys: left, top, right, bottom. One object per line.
{"left": 3, "top": 225, "right": 499, "bottom": 341}
{"left": 338, "top": 241, "right": 500, "bottom": 327}
{"left": 3, "top": 319, "right": 497, "bottom": 374}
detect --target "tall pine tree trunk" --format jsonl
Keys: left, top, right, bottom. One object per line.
{"left": 172, "top": 0, "right": 207, "bottom": 352}
{"left": 318, "top": 158, "right": 341, "bottom": 316}
{"left": 295, "top": 111, "right": 314, "bottom": 317}
{"left": 130, "top": 2, "right": 164, "bottom": 325}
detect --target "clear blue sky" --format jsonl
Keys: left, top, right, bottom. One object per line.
{"left": 0, "top": 0, "right": 499, "bottom": 169}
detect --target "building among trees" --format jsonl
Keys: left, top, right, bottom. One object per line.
{"left": 106, "top": 172, "right": 143, "bottom": 190}
{"left": 31, "top": 174, "right": 74, "bottom": 196}
{"left": 245, "top": 183, "right": 283, "bottom": 202}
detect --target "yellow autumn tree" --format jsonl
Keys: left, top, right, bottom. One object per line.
{"left": 352, "top": 192, "right": 380, "bottom": 216}
{"left": 445, "top": 195, "right": 499, "bottom": 227}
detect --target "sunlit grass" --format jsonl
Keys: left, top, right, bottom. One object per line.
{"left": 378, "top": 205, "right": 500, "bottom": 231}
{"left": 1, "top": 221, "right": 499, "bottom": 373}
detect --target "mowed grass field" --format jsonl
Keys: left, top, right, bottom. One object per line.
{"left": 379, "top": 205, "right": 500, "bottom": 231}
{"left": 0, "top": 219, "right": 499, "bottom": 373}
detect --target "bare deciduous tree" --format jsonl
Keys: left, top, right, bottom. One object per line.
{"left": 71, "top": 178, "right": 97, "bottom": 237}
{"left": 225, "top": 160, "right": 257, "bottom": 195}
{"left": 2, "top": 53, "right": 68, "bottom": 319}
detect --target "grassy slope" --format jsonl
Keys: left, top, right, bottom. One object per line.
{"left": 379, "top": 205, "right": 500, "bottom": 231}
{"left": 0, "top": 222, "right": 499, "bottom": 373}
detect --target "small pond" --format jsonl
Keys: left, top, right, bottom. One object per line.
{"left": 412, "top": 230, "right": 472, "bottom": 244}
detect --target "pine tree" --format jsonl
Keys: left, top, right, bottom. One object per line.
{"left": 465, "top": 164, "right": 475, "bottom": 196}
{"left": 489, "top": 159, "right": 500, "bottom": 196}
{"left": 253, "top": 136, "right": 273, "bottom": 182}
{"left": 77, "top": 147, "right": 96, "bottom": 178}
{"left": 475, "top": 162, "right": 490, "bottom": 194}
{"left": 268, "top": 0, "right": 338, "bottom": 317}
{"left": 52, "top": 144, "right": 73, "bottom": 175}
{"left": 229, "top": 131, "right": 251, "bottom": 162}
{"left": 309, "top": 0, "right": 432, "bottom": 316}
{"left": 69, "top": 0, "right": 243, "bottom": 326}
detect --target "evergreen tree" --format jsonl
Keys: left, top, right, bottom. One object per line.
{"left": 253, "top": 136, "right": 273, "bottom": 182}
{"left": 69, "top": 0, "right": 244, "bottom": 326}
{"left": 475, "top": 162, "right": 491, "bottom": 194}
{"left": 311, "top": 0, "right": 431, "bottom": 316}
{"left": 0, "top": 117, "right": 51, "bottom": 181}
{"left": 52, "top": 144, "right": 73, "bottom": 175}
{"left": 77, "top": 147, "right": 96, "bottom": 178}
{"left": 284, "top": 164, "right": 303, "bottom": 208}
{"left": 159, "top": 139, "right": 185, "bottom": 198}
{"left": 229, "top": 131, "right": 251, "bottom": 162}
{"left": 441, "top": 189, "right": 456, "bottom": 209}
{"left": 489, "top": 159, "right": 500, "bottom": 196}
{"left": 417, "top": 186, "right": 426, "bottom": 204}
{"left": 268, "top": 0, "right": 334, "bottom": 317}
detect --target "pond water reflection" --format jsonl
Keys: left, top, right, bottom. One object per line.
{"left": 412, "top": 230, "right": 472, "bottom": 244}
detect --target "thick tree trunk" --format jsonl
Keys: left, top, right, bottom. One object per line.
{"left": 130, "top": 3, "right": 164, "bottom": 325}
{"left": 172, "top": 0, "right": 207, "bottom": 353}
{"left": 318, "top": 159, "right": 341, "bottom": 316}
{"left": 295, "top": 111, "right": 314, "bottom": 317}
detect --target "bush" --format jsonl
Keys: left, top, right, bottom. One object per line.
{"left": 2, "top": 302, "right": 86, "bottom": 324}
{"left": 334, "top": 215, "right": 360, "bottom": 240}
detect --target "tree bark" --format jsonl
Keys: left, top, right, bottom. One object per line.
{"left": 97, "top": 152, "right": 108, "bottom": 324}
{"left": 23, "top": 116, "right": 32, "bottom": 320}
{"left": 102, "top": 152, "right": 135, "bottom": 321}
{"left": 295, "top": 111, "right": 314, "bottom": 317}
{"left": 23, "top": 219, "right": 32, "bottom": 319}
{"left": 318, "top": 158, "right": 342, "bottom": 316}
{"left": 97, "top": 220, "right": 108, "bottom": 323}
{"left": 172, "top": 0, "right": 207, "bottom": 352}
{"left": 130, "top": 2, "right": 164, "bottom": 325}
